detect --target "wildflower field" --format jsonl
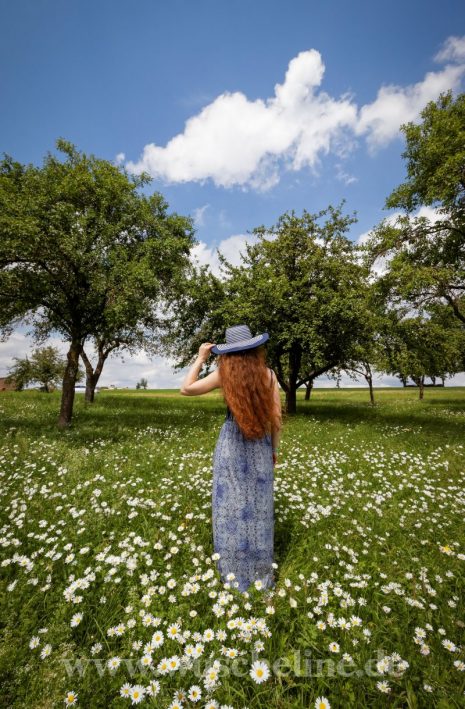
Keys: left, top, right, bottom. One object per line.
{"left": 1, "top": 386, "right": 464, "bottom": 709}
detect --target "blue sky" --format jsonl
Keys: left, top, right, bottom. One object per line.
{"left": 1, "top": 0, "right": 465, "bottom": 388}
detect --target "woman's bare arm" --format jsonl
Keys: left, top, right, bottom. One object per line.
{"left": 180, "top": 343, "right": 219, "bottom": 395}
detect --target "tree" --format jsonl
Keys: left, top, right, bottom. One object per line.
{"left": 162, "top": 203, "right": 373, "bottom": 414}
{"left": 158, "top": 260, "right": 229, "bottom": 372}
{"left": 6, "top": 345, "right": 84, "bottom": 392}
{"left": 136, "top": 377, "right": 148, "bottom": 390}
{"left": 0, "top": 139, "right": 195, "bottom": 426}
{"left": 364, "top": 91, "right": 465, "bottom": 326}
{"left": 4, "top": 356, "right": 32, "bottom": 391}
{"left": 339, "top": 288, "right": 397, "bottom": 405}
{"left": 375, "top": 308, "right": 464, "bottom": 399}
{"left": 77, "top": 191, "right": 194, "bottom": 404}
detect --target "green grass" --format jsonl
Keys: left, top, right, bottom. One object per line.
{"left": 0, "top": 387, "right": 464, "bottom": 708}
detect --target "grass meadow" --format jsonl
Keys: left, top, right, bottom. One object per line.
{"left": 0, "top": 386, "right": 464, "bottom": 709}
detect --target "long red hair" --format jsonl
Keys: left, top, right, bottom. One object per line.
{"left": 217, "top": 345, "right": 282, "bottom": 440}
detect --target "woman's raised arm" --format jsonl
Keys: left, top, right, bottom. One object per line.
{"left": 180, "top": 343, "right": 220, "bottom": 396}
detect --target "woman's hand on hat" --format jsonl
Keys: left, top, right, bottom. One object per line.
{"left": 198, "top": 342, "right": 216, "bottom": 363}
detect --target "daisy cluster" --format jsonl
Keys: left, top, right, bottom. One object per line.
{"left": 0, "top": 398, "right": 464, "bottom": 707}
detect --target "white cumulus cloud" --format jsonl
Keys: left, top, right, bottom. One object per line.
{"left": 190, "top": 232, "right": 262, "bottom": 277}
{"left": 355, "top": 63, "right": 465, "bottom": 151}
{"left": 125, "top": 49, "right": 358, "bottom": 190}
{"left": 124, "top": 38, "right": 465, "bottom": 191}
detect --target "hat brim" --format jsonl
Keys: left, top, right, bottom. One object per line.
{"left": 211, "top": 332, "right": 269, "bottom": 355}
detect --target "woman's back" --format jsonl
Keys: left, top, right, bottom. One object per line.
{"left": 224, "top": 367, "right": 274, "bottom": 426}
{"left": 212, "top": 365, "right": 275, "bottom": 592}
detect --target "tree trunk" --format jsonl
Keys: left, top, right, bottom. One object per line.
{"left": 366, "top": 375, "right": 375, "bottom": 405}
{"left": 304, "top": 380, "right": 313, "bottom": 401}
{"left": 58, "top": 339, "right": 83, "bottom": 429}
{"left": 81, "top": 346, "right": 109, "bottom": 404}
{"left": 85, "top": 372, "right": 100, "bottom": 403}
{"left": 285, "top": 387, "right": 297, "bottom": 414}
{"left": 285, "top": 344, "right": 301, "bottom": 414}
{"left": 419, "top": 375, "right": 424, "bottom": 400}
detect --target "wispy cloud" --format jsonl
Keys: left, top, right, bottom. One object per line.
{"left": 335, "top": 163, "right": 358, "bottom": 185}
{"left": 192, "top": 204, "right": 209, "bottom": 227}
{"left": 434, "top": 34, "right": 465, "bottom": 63}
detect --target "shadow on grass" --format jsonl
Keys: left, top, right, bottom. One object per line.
{"left": 0, "top": 392, "right": 227, "bottom": 448}
{"left": 2, "top": 389, "right": 465, "bottom": 450}
{"left": 274, "top": 518, "right": 296, "bottom": 568}
{"left": 295, "top": 396, "right": 465, "bottom": 444}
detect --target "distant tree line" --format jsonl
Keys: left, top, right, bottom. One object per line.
{"left": 6, "top": 346, "right": 150, "bottom": 393}
{"left": 1, "top": 91, "right": 464, "bottom": 426}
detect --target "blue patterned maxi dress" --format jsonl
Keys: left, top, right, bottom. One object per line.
{"left": 212, "top": 368, "right": 275, "bottom": 592}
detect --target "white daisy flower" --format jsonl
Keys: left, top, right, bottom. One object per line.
{"left": 119, "top": 683, "right": 132, "bottom": 698}
{"left": 70, "top": 613, "right": 83, "bottom": 627}
{"left": 146, "top": 679, "right": 160, "bottom": 696}
{"left": 40, "top": 644, "right": 52, "bottom": 659}
{"left": 376, "top": 680, "right": 391, "bottom": 693}
{"left": 64, "top": 690, "right": 78, "bottom": 706}
{"left": 314, "top": 697, "right": 331, "bottom": 709}
{"left": 107, "top": 656, "right": 121, "bottom": 671}
{"left": 250, "top": 660, "right": 270, "bottom": 684}
{"left": 129, "top": 685, "right": 145, "bottom": 704}
{"left": 188, "top": 684, "right": 202, "bottom": 702}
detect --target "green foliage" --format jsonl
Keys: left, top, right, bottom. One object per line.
{"left": 6, "top": 345, "right": 84, "bottom": 392}
{"left": 386, "top": 90, "right": 465, "bottom": 213}
{"left": 0, "top": 138, "right": 196, "bottom": 424}
{"left": 158, "top": 262, "right": 227, "bottom": 370}
{"left": 363, "top": 91, "right": 465, "bottom": 325}
{"left": 162, "top": 203, "right": 377, "bottom": 412}
{"left": 376, "top": 309, "right": 465, "bottom": 387}
{"left": 0, "top": 138, "right": 195, "bottom": 343}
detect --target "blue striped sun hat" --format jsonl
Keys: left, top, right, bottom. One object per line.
{"left": 211, "top": 324, "right": 269, "bottom": 355}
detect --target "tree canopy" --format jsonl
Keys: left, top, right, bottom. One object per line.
{"left": 0, "top": 138, "right": 196, "bottom": 426}
{"left": 363, "top": 91, "right": 465, "bottom": 325}
{"left": 6, "top": 345, "right": 84, "bottom": 392}
{"left": 162, "top": 203, "right": 376, "bottom": 413}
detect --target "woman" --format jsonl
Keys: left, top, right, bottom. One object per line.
{"left": 180, "top": 324, "right": 282, "bottom": 593}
